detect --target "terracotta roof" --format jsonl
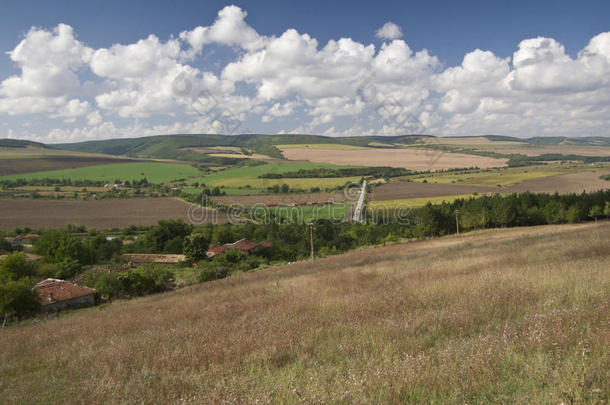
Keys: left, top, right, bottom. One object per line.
{"left": 34, "top": 279, "right": 96, "bottom": 306}
{"left": 121, "top": 254, "right": 186, "bottom": 264}
{"left": 23, "top": 233, "right": 40, "bottom": 239}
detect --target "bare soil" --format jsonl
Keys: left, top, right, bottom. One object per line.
{"left": 504, "top": 170, "right": 610, "bottom": 193}
{"left": 210, "top": 191, "right": 349, "bottom": 206}
{"left": 369, "top": 181, "right": 496, "bottom": 201}
{"left": 0, "top": 198, "right": 226, "bottom": 230}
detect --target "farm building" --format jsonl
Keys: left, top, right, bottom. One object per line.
{"left": 121, "top": 253, "right": 186, "bottom": 264}
{"left": 34, "top": 279, "right": 96, "bottom": 312}
{"left": 206, "top": 238, "right": 272, "bottom": 259}
{"left": 2, "top": 233, "right": 40, "bottom": 248}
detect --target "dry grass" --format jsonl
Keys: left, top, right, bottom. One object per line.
{"left": 1, "top": 222, "right": 609, "bottom": 403}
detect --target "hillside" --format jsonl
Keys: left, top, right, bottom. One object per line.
{"left": 1, "top": 222, "right": 608, "bottom": 403}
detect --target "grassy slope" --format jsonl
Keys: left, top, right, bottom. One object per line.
{"left": 1, "top": 222, "right": 608, "bottom": 403}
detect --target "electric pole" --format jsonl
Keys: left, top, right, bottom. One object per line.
{"left": 455, "top": 209, "right": 460, "bottom": 235}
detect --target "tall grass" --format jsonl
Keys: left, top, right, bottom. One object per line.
{"left": 0, "top": 222, "right": 608, "bottom": 404}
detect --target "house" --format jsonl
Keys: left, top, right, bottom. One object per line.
{"left": 2, "top": 234, "right": 40, "bottom": 249}
{"left": 206, "top": 238, "right": 272, "bottom": 259}
{"left": 121, "top": 253, "right": 186, "bottom": 264}
{"left": 34, "top": 279, "right": 96, "bottom": 312}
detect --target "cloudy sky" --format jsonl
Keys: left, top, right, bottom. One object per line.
{"left": 1, "top": 0, "right": 609, "bottom": 143}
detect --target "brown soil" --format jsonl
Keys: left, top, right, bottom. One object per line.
{"left": 369, "top": 181, "right": 496, "bottom": 200}
{"left": 504, "top": 170, "right": 610, "bottom": 194}
{"left": 0, "top": 198, "right": 227, "bottom": 230}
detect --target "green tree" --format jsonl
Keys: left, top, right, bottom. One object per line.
{"left": 588, "top": 205, "right": 602, "bottom": 222}
{"left": 183, "top": 232, "right": 210, "bottom": 262}
{"left": 0, "top": 252, "right": 38, "bottom": 281}
{"left": 35, "top": 231, "right": 87, "bottom": 264}
{"left": 604, "top": 201, "right": 610, "bottom": 217}
{"left": 54, "top": 258, "right": 82, "bottom": 279}
{"left": 0, "top": 279, "right": 40, "bottom": 324}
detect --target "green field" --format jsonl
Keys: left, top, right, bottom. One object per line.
{"left": 269, "top": 203, "right": 352, "bottom": 222}
{"left": 0, "top": 162, "right": 201, "bottom": 184}
{"left": 197, "top": 161, "right": 362, "bottom": 189}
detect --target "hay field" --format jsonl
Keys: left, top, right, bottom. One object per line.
{"left": 368, "top": 194, "right": 478, "bottom": 209}
{"left": 280, "top": 147, "right": 507, "bottom": 170}
{"left": 0, "top": 222, "right": 608, "bottom": 403}
{"left": 0, "top": 198, "right": 225, "bottom": 230}
{"left": 277, "top": 143, "right": 367, "bottom": 150}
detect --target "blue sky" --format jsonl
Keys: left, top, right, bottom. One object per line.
{"left": 0, "top": 0, "right": 609, "bottom": 142}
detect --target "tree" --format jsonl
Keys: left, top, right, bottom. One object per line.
{"left": 0, "top": 252, "right": 38, "bottom": 281}
{"left": 35, "top": 230, "right": 86, "bottom": 264}
{"left": 183, "top": 232, "right": 210, "bottom": 262}
{"left": 604, "top": 201, "right": 610, "bottom": 218}
{"left": 54, "top": 258, "right": 82, "bottom": 279}
{"left": 0, "top": 280, "right": 40, "bottom": 324}
{"left": 589, "top": 205, "right": 602, "bottom": 222}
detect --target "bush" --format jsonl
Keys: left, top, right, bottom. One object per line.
{"left": 0, "top": 279, "right": 40, "bottom": 321}
{"left": 0, "top": 252, "right": 38, "bottom": 281}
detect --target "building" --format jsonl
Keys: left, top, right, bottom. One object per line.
{"left": 34, "top": 279, "right": 96, "bottom": 312}
{"left": 206, "top": 238, "right": 272, "bottom": 259}
{"left": 121, "top": 253, "right": 186, "bottom": 264}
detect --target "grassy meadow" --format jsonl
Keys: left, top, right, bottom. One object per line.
{"left": 0, "top": 222, "right": 608, "bottom": 403}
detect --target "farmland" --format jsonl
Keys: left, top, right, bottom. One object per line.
{"left": 0, "top": 144, "right": 139, "bottom": 176}
{"left": 0, "top": 222, "right": 607, "bottom": 403}
{"left": 279, "top": 146, "right": 508, "bottom": 170}
{"left": 0, "top": 198, "right": 226, "bottom": 230}
{"left": 0, "top": 162, "right": 199, "bottom": 184}
{"left": 368, "top": 194, "right": 480, "bottom": 209}
{"left": 197, "top": 161, "right": 362, "bottom": 190}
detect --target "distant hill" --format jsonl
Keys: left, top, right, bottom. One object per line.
{"left": 0, "top": 139, "right": 51, "bottom": 148}
{"left": 54, "top": 134, "right": 430, "bottom": 160}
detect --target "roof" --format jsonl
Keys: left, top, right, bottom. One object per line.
{"left": 34, "top": 279, "right": 96, "bottom": 306}
{"left": 206, "top": 239, "right": 272, "bottom": 258}
{"left": 121, "top": 253, "right": 186, "bottom": 264}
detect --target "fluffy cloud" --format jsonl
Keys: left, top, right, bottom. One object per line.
{"left": 375, "top": 22, "right": 403, "bottom": 40}
{"left": 0, "top": 24, "right": 91, "bottom": 117}
{"left": 180, "top": 5, "right": 266, "bottom": 55}
{"left": 1, "top": 6, "right": 610, "bottom": 141}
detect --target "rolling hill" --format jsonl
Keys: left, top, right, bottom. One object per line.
{"left": 0, "top": 221, "right": 608, "bottom": 403}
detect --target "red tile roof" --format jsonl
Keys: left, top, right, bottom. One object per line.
{"left": 121, "top": 254, "right": 186, "bottom": 264}
{"left": 34, "top": 279, "right": 96, "bottom": 306}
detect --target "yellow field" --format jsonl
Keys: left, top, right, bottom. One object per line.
{"left": 277, "top": 143, "right": 367, "bottom": 150}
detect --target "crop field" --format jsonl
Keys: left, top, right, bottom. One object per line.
{"left": 504, "top": 170, "right": 610, "bottom": 194}
{"left": 407, "top": 164, "right": 588, "bottom": 186}
{"left": 0, "top": 162, "right": 200, "bottom": 184}
{"left": 1, "top": 222, "right": 607, "bottom": 403}
{"left": 0, "top": 145, "right": 139, "bottom": 175}
{"left": 369, "top": 181, "right": 495, "bottom": 201}
{"left": 367, "top": 194, "right": 479, "bottom": 209}
{"left": 197, "top": 161, "right": 361, "bottom": 190}
{"left": 0, "top": 198, "right": 225, "bottom": 230}
{"left": 210, "top": 190, "right": 349, "bottom": 206}
{"left": 269, "top": 203, "right": 352, "bottom": 222}
{"left": 277, "top": 143, "right": 367, "bottom": 150}
{"left": 280, "top": 146, "right": 507, "bottom": 170}
{"left": 419, "top": 137, "right": 610, "bottom": 156}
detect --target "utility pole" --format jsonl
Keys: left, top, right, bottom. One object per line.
{"left": 308, "top": 222, "right": 314, "bottom": 261}
{"left": 455, "top": 209, "right": 460, "bottom": 235}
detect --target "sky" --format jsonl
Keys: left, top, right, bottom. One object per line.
{"left": 0, "top": 0, "right": 609, "bottom": 143}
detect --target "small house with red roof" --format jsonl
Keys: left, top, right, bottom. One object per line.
{"left": 34, "top": 279, "right": 96, "bottom": 312}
